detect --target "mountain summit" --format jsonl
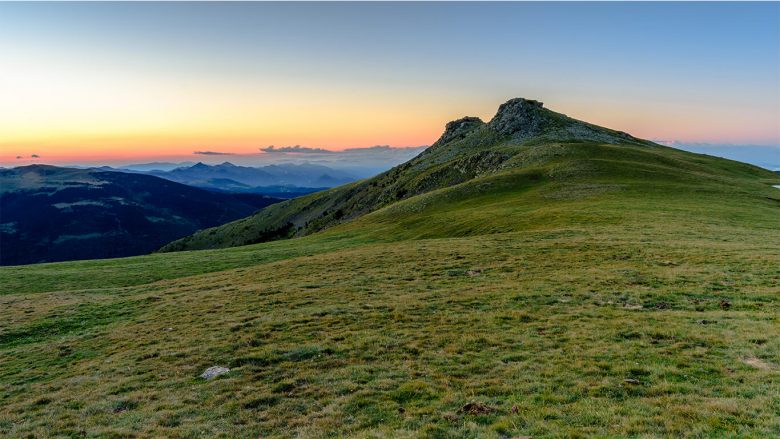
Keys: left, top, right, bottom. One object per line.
{"left": 434, "top": 116, "right": 485, "bottom": 146}
{"left": 433, "top": 97, "right": 644, "bottom": 148}
{"left": 161, "top": 97, "right": 770, "bottom": 251}
{"left": 489, "top": 97, "right": 641, "bottom": 144}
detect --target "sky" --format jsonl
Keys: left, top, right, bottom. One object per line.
{"left": 1, "top": 2, "right": 778, "bottom": 168}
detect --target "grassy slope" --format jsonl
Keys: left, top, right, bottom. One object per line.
{"left": 158, "top": 104, "right": 652, "bottom": 253}
{"left": 1, "top": 141, "right": 780, "bottom": 437}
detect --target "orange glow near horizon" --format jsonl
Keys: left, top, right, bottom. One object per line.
{"left": 0, "top": 43, "right": 448, "bottom": 164}
{"left": 0, "top": 123, "right": 443, "bottom": 164}
{"left": 2, "top": 39, "right": 777, "bottom": 165}
{"left": 1, "top": 45, "right": 777, "bottom": 165}
{"left": 3, "top": 97, "right": 778, "bottom": 166}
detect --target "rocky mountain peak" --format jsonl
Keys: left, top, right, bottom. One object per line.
{"left": 428, "top": 97, "right": 648, "bottom": 151}
{"left": 488, "top": 98, "right": 549, "bottom": 138}
{"left": 433, "top": 116, "right": 485, "bottom": 146}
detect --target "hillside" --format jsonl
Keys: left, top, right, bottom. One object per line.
{"left": 1, "top": 99, "right": 779, "bottom": 437}
{"left": 0, "top": 166, "right": 281, "bottom": 265}
{"left": 159, "top": 98, "right": 667, "bottom": 251}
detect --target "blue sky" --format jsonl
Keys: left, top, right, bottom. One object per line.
{"left": 1, "top": 2, "right": 778, "bottom": 168}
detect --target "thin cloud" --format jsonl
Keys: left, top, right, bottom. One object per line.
{"left": 344, "top": 145, "right": 391, "bottom": 152}
{"left": 260, "top": 145, "right": 333, "bottom": 154}
{"left": 31, "top": 154, "right": 40, "bottom": 158}
{"left": 343, "top": 145, "right": 427, "bottom": 153}
{"left": 193, "top": 150, "right": 234, "bottom": 155}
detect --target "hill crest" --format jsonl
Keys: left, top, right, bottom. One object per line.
{"left": 160, "top": 97, "right": 774, "bottom": 252}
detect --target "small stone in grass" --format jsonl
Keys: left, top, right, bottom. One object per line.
{"left": 201, "top": 366, "right": 230, "bottom": 380}
{"left": 623, "top": 378, "right": 641, "bottom": 385}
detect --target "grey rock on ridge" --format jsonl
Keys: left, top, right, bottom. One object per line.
{"left": 488, "top": 97, "right": 546, "bottom": 138}
{"left": 428, "top": 97, "right": 648, "bottom": 149}
{"left": 488, "top": 97, "right": 642, "bottom": 145}
{"left": 434, "top": 116, "right": 485, "bottom": 146}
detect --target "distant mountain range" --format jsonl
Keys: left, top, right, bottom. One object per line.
{"left": 118, "top": 162, "right": 197, "bottom": 172}
{"left": 97, "top": 161, "right": 358, "bottom": 195}
{"left": 0, "top": 165, "right": 282, "bottom": 265}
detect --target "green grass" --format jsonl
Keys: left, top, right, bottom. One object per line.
{"left": 160, "top": 135, "right": 777, "bottom": 252}
{"left": 1, "top": 137, "right": 779, "bottom": 437}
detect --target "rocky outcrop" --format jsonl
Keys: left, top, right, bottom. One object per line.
{"left": 430, "top": 97, "right": 645, "bottom": 149}
{"left": 433, "top": 116, "right": 484, "bottom": 146}
{"left": 487, "top": 97, "right": 645, "bottom": 145}
{"left": 488, "top": 98, "right": 548, "bottom": 139}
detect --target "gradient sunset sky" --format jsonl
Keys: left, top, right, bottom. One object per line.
{"left": 1, "top": 2, "right": 778, "bottom": 166}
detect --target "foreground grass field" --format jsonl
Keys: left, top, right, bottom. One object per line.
{"left": 2, "top": 230, "right": 779, "bottom": 437}
{"left": 2, "top": 100, "right": 780, "bottom": 437}
{"left": 2, "top": 156, "right": 779, "bottom": 438}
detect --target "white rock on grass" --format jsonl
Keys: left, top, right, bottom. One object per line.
{"left": 200, "top": 366, "right": 230, "bottom": 380}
